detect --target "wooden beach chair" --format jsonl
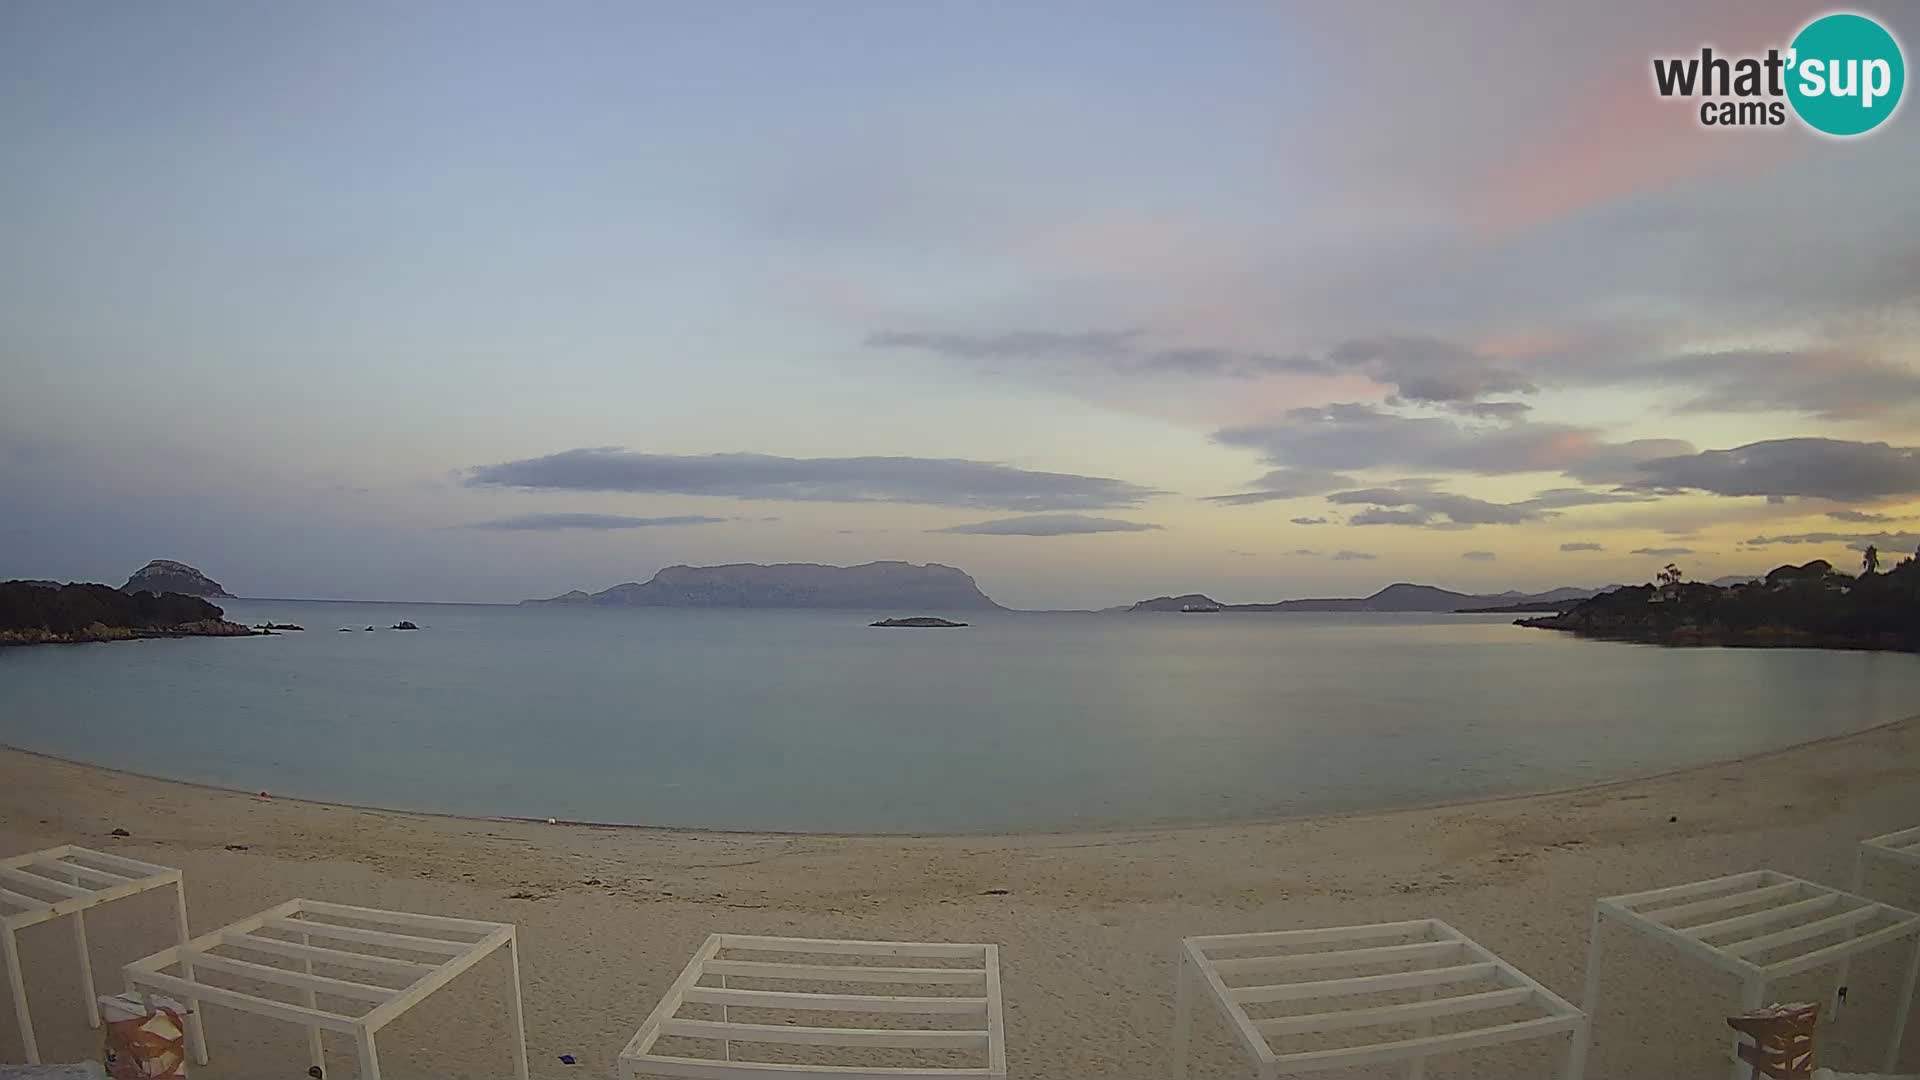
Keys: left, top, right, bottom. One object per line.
{"left": 619, "top": 934, "right": 1006, "bottom": 1079}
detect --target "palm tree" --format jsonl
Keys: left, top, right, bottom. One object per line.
{"left": 1863, "top": 545, "right": 1880, "bottom": 575}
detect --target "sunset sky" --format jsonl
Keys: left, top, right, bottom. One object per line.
{"left": 4, "top": 2, "right": 1919, "bottom": 608}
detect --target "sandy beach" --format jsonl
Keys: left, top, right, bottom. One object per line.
{"left": 3, "top": 720, "right": 1919, "bottom": 1079}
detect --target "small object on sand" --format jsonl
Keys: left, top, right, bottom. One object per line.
{"left": 258, "top": 791, "right": 271, "bottom": 799}
{"left": 982, "top": 887, "right": 1010, "bottom": 896}
{"left": 309, "top": 1066, "right": 324, "bottom": 1079}
{"left": 558, "top": 1055, "right": 577, "bottom": 1066}
{"left": 110, "top": 827, "right": 131, "bottom": 837}
{"left": 546, "top": 817, "right": 557, "bottom": 825}
{"left": 1669, "top": 815, "right": 1679, "bottom": 823}
{"left": 224, "top": 843, "right": 248, "bottom": 851}
{"left": 1727, "top": 1001, "right": 1818, "bottom": 1078}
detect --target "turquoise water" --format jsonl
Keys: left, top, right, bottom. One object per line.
{"left": 3, "top": 601, "right": 1918, "bottom": 832}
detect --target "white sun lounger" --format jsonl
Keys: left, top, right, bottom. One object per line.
{"left": 620, "top": 934, "right": 1006, "bottom": 1079}
{"left": 0, "top": 845, "right": 203, "bottom": 1065}
{"left": 121, "top": 898, "right": 528, "bottom": 1080}
{"left": 1583, "top": 870, "right": 1920, "bottom": 1080}
{"left": 1176, "top": 919, "right": 1586, "bottom": 1079}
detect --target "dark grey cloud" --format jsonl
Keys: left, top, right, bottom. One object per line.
{"left": 467, "top": 448, "right": 1156, "bottom": 511}
{"left": 1331, "top": 549, "right": 1377, "bottom": 561}
{"left": 1327, "top": 335, "right": 1535, "bottom": 405}
{"left": 1828, "top": 509, "right": 1901, "bottom": 524}
{"left": 1460, "top": 550, "right": 1497, "bottom": 561}
{"left": 466, "top": 513, "right": 727, "bottom": 531}
{"left": 1290, "top": 516, "right": 1328, "bottom": 525}
{"left": 1743, "top": 530, "right": 1920, "bottom": 552}
{"left": 866, "top": 329, "right": 1318, "bottom": 379}
{"left": 1205, "top": 467, "right": 1358, "bottom": 505}
{"left": 1214, "top": 403, "right": 1693, "bottom": 481}
{"left": 1560, "top": 542, "right": 1605, "bottom": 552}
{"left": 1630, "top": 547, "right": 1695, "bottom": 556}
{"left": 933, "top": 513, "right": 1161, "bottom": 536}
{"left": 1628, "top": 439, "right": 1920, "bottom": 501}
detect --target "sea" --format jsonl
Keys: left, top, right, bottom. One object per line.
{"left": 3, "top": 599, "right": 1918, "bottom": 833}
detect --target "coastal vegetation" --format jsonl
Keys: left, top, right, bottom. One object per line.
{"left": 0, "top": 581, "right": 258, "bottom": 646}
{"left": 1521, "top": 552, "right": 1920, "bottom": 650}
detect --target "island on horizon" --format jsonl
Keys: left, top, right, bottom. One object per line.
{"left": 525, "top": 561, "right": 1003, "bottom": 611}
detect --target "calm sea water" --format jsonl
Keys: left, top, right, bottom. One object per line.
{"left": 3, "top": 600, "right": 1918, "bottom": 832}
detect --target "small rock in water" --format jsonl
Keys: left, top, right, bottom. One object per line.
{"left": 391, "top": 621, "right": 419, "bottom": 630}
{"left": 110, "top": 827, "right": 131, "bottom": 837}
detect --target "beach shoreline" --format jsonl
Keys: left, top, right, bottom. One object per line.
{"left": 8, "top": 711, "right": 1916, "bottom": 840}
{"left": 4, "top": 719, "right": 1920, "bottom": 1077}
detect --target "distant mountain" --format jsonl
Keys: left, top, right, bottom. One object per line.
{"left": 121, "top": 559, "right": 232, "bottom": 598}
{"left": 525, "top": 561, "right": 1002, "bottom": 610}
{"left": 1127, "top": 582, "right": 1606, "bottom": 614}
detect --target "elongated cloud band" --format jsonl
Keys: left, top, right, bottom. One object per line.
{"left": 467, "top": 448, "right": 1157, "bottom": 511}
{"left": 933, "top": 513, "right": 1162, "bottom": 536}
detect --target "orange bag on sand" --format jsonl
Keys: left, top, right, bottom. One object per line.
{"left": 100, "top": 993, "right": 190, "bottom": 1079}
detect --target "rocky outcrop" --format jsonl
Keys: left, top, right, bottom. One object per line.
{"left": 0, "top": 581, "right": 259, "bottom": 646}
{"left": 529, "top": 562, "right": 1002, "bottom": 610}
{"left": 121, "top": 560, "right": 232, "bottom": 598}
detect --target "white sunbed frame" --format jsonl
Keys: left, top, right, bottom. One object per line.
{"left": 1175, "top": 919, "right": 1587, "bottom": 1079}
{"left": 0, "top": 843, "right": 204, "bottom": 1065}
{"left": 1581, "top": 869, "right": 1920, "bottom": 1080}
{"left": 619, "top": 933, "right": 1007, "bottom": 1080}
{"left": 121, "top": 897, "right": 528, "bottom": 1080}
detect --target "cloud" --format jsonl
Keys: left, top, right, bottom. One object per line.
{"left": 1556, "top": 347, "right": 1920, "bottom": 422}
{"left": 1628, "top": 439, "right": 1920, "bottom": 501}
{"left": 866, "top": 329, "right": 1318, "bottom": 379}
{"left": 466, "top": 448, "right": 1157, "bottom": 511}
{"left": 1322, "top": 483, "right": 1652, "bottom": 529}
{"left": 1214, "top": 403, "right": 1695, "bottom": 481}
{"left": 1290, "top": 516, "right": 1328, "bottom": 525}
{"left": 1828, "top": 509, "right": 1901, "bottom": 523}
{"left": 933, "top": 513, "right": 1162, "bottom": 536}
{"left": 1327, "top": 335, "right": 1535, "bottom": 405}
{"left": 1460, "top": 550, "right": 1497, "bottom": 561}
{"left": 1630, "top": 547, "right": 1695, "bottom": 556}
{"left": 1560, "top": 542, "right": 1605, "bottom": 552}
{"left": 1331, "top": 549, "right": 1377, "bottom": 561}
{"left": 1206, "top": 467, "right": 1358, "bottom": 505}
{"left": 466, "top": 513, "right": 727, "bottom": 531}
{"left": 1743, "top": 530, "right": 1920, "bottom": 552}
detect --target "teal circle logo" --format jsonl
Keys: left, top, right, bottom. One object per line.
{"left": 1787, "top": 12, "right": 1904, "bottom": 136}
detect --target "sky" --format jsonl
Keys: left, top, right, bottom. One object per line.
{"left": 3, "top": 2, "right": 1919, "bottom": 609}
